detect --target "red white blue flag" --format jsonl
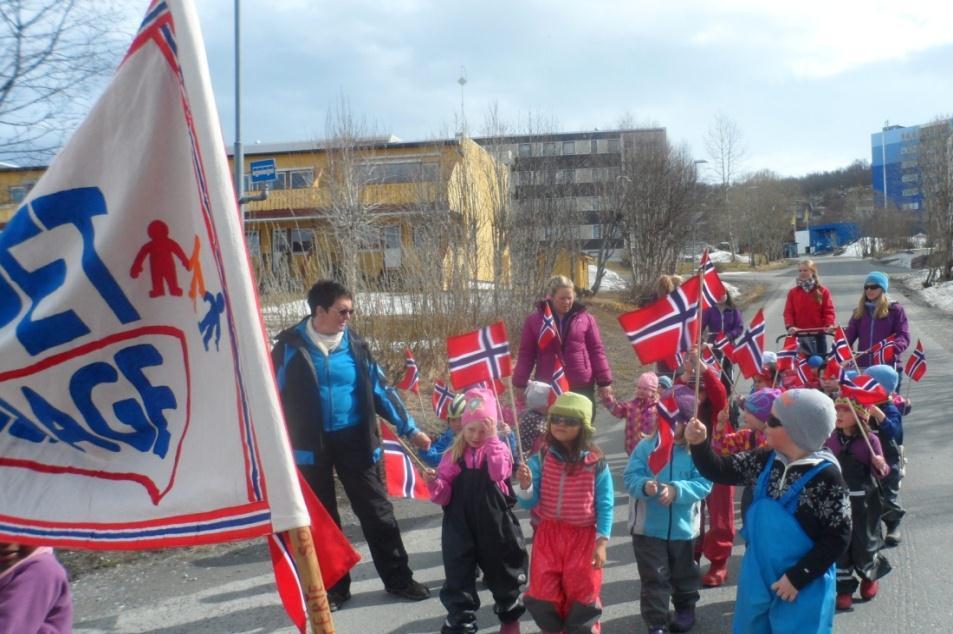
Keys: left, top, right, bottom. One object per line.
{"left": 649, "top": 396, "right": 678, "bottom": 474}
{"left": 395, "top": 348, "right": 420, "bottom": 394}
{"left": 732, "top": 309, "right": 766, "bottom": 379}
{"left": 618, "top": 276, "right": 701, "bottom": 364}
{"left": 699, "top": 250, "right": 727, "bottom": 308}
{"left": 832, "top": 327, "right": 853, "bottom": 365}
{"left": 777, "top": 335, "right": 799, "bottom": 371}
{"left": 869, "top": 334, "right": 897, "bottom": 365}
{"left": 381, "top": 425, "right": 429, "bottom": 500}
{"left": 432, "top": 380, "right": 456, "bottom": 420}
{"left": 824, "top": 357, "right": 849, "bottom": 384}
{"left": 794, "top": 356, "right": 814, "bottom": 386}
{"left": 0, "top": 0, "right": 310, "bottom": 550}
{"left": 711, "top": 332, "right": 735, "bottom": 361}
{"left": 538, "top": 302, "right": 559, "bottom": 349}
{"left": 446, "top": 321, "right": 512, "bottom": 389}
{"left": 840, "top": 374, "right": 889, "bottom": 405}
{"left": 549, "top": 357, "right": 570, "bottom": 405}
{"left": 904, "top": 339, "right": 927, "bottom": 382}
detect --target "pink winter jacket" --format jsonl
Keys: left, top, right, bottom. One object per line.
{"left": 513, "top": 301, "right": 613, "bottom": 389}
{"left": 427, "top": 436, "right": 513, "bottom": 506}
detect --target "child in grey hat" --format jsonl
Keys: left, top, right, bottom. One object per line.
{"left": 684, "top": 388, "right": 851, "bottom": 634}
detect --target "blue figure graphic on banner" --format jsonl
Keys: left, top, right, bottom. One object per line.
{"left": 199, "top": 291, "right": 225, "bottom": 351}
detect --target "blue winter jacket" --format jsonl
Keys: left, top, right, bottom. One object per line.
{"left": 624, "top": 438, "right": 712, "bottom": 541}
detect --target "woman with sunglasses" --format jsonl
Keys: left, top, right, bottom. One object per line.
{"left": 516, "top": 392, "right": 613, "bottom": 634}
{"left": 685, "top": 389, "right": 851, "bottom": 634}
{"left": 844, "top": 272, "right": 910, "bottom": 374}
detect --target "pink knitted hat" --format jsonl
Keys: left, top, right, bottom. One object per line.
{"left": 637, "top": 372, "right": 659, "bottom": 391}
{"left": 460, "top": 388, "right": 498, "bottom": 435}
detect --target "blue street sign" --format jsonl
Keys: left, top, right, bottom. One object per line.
{"left": 249, "top": 158, "right": 276, "bottom": 183}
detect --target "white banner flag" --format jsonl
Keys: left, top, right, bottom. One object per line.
{"left": 0, "top": 0, "right": 308, "bottom": 549}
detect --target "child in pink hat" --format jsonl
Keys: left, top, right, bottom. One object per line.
{"left": 603, "top": 372, "right": 660, "bottom": 455}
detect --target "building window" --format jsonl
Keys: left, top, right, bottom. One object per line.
{"left": 358, "top": 228, "right": 382, "bottom": 251}
{"left": 518, "top": 143, "right": 532, "bottom": 158}
{"left": 355, "top": 161, "right": 439, "bottom": 184}
{"left": 592, "top": 224, "right": 603, "bottom": 239}
{"left": 8, "top": 182, "right": 35, "bottom": 203}
{"left": 607, "top": 138, "right": 621, "bottom": 154}
{"left": 543, "top": 142, "right": 557, "bottom": 156}
{"left": 290, "top": 228, "right": 315, "bottom": 253}
{"left": 591, "top": 139, "right": 598, "bottom": 154}
{"left": 901, "top": 173, "right": 919, "bottom": 183}
{"left": 562, "top": 141, "right": 575, "bottom": 155}
{"left": 555, "top": 169, "right": 574, "bottom": 184}
{"left": 902, "top": 188, "right": 919, "bottom": 196}
{"left": 245, "top": 231, "right": 261, "bottom": 257}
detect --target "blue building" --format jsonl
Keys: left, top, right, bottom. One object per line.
{"left": 871, "top": 120, "right": 952, "bottom": 211}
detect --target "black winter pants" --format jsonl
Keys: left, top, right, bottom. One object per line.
{"left": 299, "top": 425, "right": 413, "bottom": 595}
{"left": 632, "top": 535, "right": 700, "bottom": 629}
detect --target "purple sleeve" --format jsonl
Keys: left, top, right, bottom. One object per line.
{"left": 891, "top": 304, "right": 910, "bottom": 354}
{"left": 0, "top": 554, "right": 72, "bottom": 634}
{"left": 512, "top": 313, "right": 539, "bottom": 389}
{"left": 726, "top": 309, "right": 744, "bottom": 340}
{"left": 585, "top": 314, "right": 613, "bottom": 386}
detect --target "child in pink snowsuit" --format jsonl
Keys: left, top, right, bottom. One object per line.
{"left": 604, "top": 372, "right": 660, "bottom": 455}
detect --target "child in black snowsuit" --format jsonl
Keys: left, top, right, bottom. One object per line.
{"left": 827, "top": 397, "right": 892, "bottom": 610}
{"left": 424, "top": 387, "right": 528, "bottom": 634}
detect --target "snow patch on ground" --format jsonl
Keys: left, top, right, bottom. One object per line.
{"left": 589, "top": 265, "right": 628, "bottom": 291}
{"left": 707, "top": 249, "right": 735, "bottom": 263}
{"left": 900, "top": 270, "right": 953, "bottom": 316}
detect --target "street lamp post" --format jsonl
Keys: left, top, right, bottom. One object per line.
{"left": 692, "top": 160, "right": 708, "bottom": 267}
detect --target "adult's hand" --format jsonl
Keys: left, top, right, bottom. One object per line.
{"left": 411, "top": 431, "right": 431, "bottom": 451}
{"left": 597, "top": 385, "right": 613, "bottom": 401}
{"left": 684, "top": 417, "right": 707, "bottom": 445}
{"left": 787, "top": 326, "right": 796, "bottom": 335}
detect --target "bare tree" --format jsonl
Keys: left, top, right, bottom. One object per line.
{"left": 917, "top": 116, "right": 953, "bottom": 283}
{"left": 705, "top": 114, "right": 746, "bottom": 260}
{"left": 734, "top": 171, "right": 799, "bottom": 265}
{"left": 0, "top": 0, "right": 130, "bottom": 163}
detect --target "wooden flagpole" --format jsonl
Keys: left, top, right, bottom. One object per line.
{"left": 692, "top": 258, "right": 705, "bottom": 418}
{"left": 384, "top": 421, "right": 431, "bottom": 472}
{"left": 287, "top": 526, "right": 335, "bottom": 634}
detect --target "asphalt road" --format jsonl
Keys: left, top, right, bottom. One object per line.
{"left": 71, "top": 256, "right": 953, "bottom": 633}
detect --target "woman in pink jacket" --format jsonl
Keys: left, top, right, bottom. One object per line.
{"left": 514, "top": 275, "right": 614, "bottom": 415}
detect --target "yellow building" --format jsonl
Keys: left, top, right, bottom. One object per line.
{"left": 0, "top": 165, "right": 45, "bottom": 227}
{"left": 230, "top": 136, "right": 512, "bottom": 291}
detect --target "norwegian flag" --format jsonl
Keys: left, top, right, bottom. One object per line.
{"left": 700, "top": 346, "right": 722, "bottom": 375}
{"left": 538, "top": 302, "right": 559, "bottom": 349}
{"left": 699, "top": 250, "right": 728, "bottom": 308}
{"left": 869, "top": 335, "right": 897, "bottom": 365}
{"left": 618, "top": 276, "right": 701, "bottom": 364}
{"left": 794, "top": 356, "right": 814, "bottom": 386}
{"left": 267, "top": 470, "right": 361, "bottom": 633}
{"left": 549, "top": 357, "right": 570, "bottom": 405}
{"left": 649, "top": 396, "right": 678, "bottom": 474}
{"left": 732, "top": 309, "right": 766, "bottom": 379}
{"left": 395, "top": 348, "right": 420, "bottom": 394}
{"left": 832, "top": 327, "right": 853, "bottom": 365}
{"left": 432, "top": 380, "right": 456, "bottom": 420}
{"left": 904, "top": 339, "right": 927, "bottom": 382}
{"left": 824, "top": 357, "right": 849, "bottom": 383}
{"left": 447, "top": 321, "right": 512, "bottom": 389}
{"left": 381, "top": 425, "right": 429, "bottom": 499}
{"left": 777, "top": 336, "right": 799, "bottom": 371}
{"left": 711, "top": 332, "right": 735, "bottom": 362}
{"left": 840, "top": 375, "right": 889, "bottom": 406}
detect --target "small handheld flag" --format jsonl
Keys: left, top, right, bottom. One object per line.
{"left": 380, "top": 426, "right": 430, "bottom": 500}
{"left": 649, "top": 396, "right": 678, "bottom": 474}
{"left": 549, "top": 357, "right": 570, "bottom": 405}
{"left": 447, "top": 321, "right": 512, "bottom": 389}
{"left": 432, "top": 380, "right": 456, "bottom": 420}
{"left": 832, "top": 327, "right": 853, "bottom": 365}
{"left": 618, "top": 276, "right": 701, "bottom": 364}
{"left": 538, "top": 302, "right": 559, "bottom": 349}
{"left": 732, "top": 309, "right": 766, "bottom": 379}
{"left": 840, "top": 375, "right": 889, "bottom": 406}
{"left": 904, "top": 339, "right": 927, "bottom": 382}
{"left": 395, "top": 348, "right": 420, "bottom": 394}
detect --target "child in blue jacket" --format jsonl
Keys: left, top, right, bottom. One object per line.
{"left": 624, "top": 386, "right": 712, "bottom": 634}
{"left": 419, "top": 394, "right": 467, "bottom": 468}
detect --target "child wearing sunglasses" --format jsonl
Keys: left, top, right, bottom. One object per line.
{"left": 685, "top": 388, "right": 851, "bottom": 634}
{"left": 516, "top": 392, "right": 613, "bottom": 634}
{"left": 424, "top": 388, "right": 528, "bottom": 634}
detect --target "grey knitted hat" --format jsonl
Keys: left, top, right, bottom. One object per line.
{"left": 525, "top": 381, "right": 551, "bottom": 411}
{"left": 771, "top": 388, "right": 836, "bottom": 453}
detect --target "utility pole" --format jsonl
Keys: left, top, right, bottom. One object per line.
{"left": 234, "top": 0, "right": 244, "bottom": 225}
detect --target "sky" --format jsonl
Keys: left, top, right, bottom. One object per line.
{"left": 176, "top": 0, "right": 953, "bottom": 180}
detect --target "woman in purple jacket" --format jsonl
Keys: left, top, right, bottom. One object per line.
{"left": 702, "top": 289, "right": 744, "bottom": 395}
{"left": 844, "top": 272, "right": 910, "bottom": 382}
{"left": 513, "top": 275, "right": 613, "bottom": 415}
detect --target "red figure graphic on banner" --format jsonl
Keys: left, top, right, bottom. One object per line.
{"left": 130, "top": 220, "right": 191, "bottom": 297}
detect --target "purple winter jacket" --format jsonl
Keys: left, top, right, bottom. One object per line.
{"left": 844, "top": 301, "right": 910, "bottom": 368}
{"left": 702, "top": 306, "right": 744, "bottom": 342}
{"left": 0, "top": 548, "right": 72, "bottom": 634}
{"left": 513, "top": 301, "right": 613, "bottom": 389}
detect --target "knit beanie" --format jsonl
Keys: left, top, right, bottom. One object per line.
{"left": 835, "top": 397, "right": 870, "bottom": 421}
{"left": 524, "top": 381, "right": 551, "bottom": 411}
{"left": 865, "top": 271, "right": 889, "bottom": 292}
{"left": 771, "top": 388, "right": 836, "bottom": 453}
{"left": 866, "top": 364, "right": 898, "bottom": 394}
{"left": 638, "top": 372, "right": 660, "bottom": 391}
{"left": 461, "top": 388, "right": 498, "bottom": 435}
{"left": 745, "top": 388, "right": 782, "bottom": 423}
{"left": 658, "top": 375, "right": 674, "bottom": 390}
{"left": 447, "top": 393, "right": 467, "bottom": 420}
{"left": 549, "top": 392, "right": 594, "bottom": 431}
{"left": 762, "top": 350, "right": 777, "bottom": 367}
{"left": 666, "top": 384, "right": 696, "bottom": 423}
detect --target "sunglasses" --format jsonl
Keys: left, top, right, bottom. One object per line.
{"left": 549, "top": 415, "right": 583, "bottom": 427}
{"left": 864, "top": 285, "right": 881, "bottom": 291}
{"left": 765, "top": 414, "right": 783, "bottom": 428}
{"left": 335, "top": 308, "right": 356, "bottom": 317}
